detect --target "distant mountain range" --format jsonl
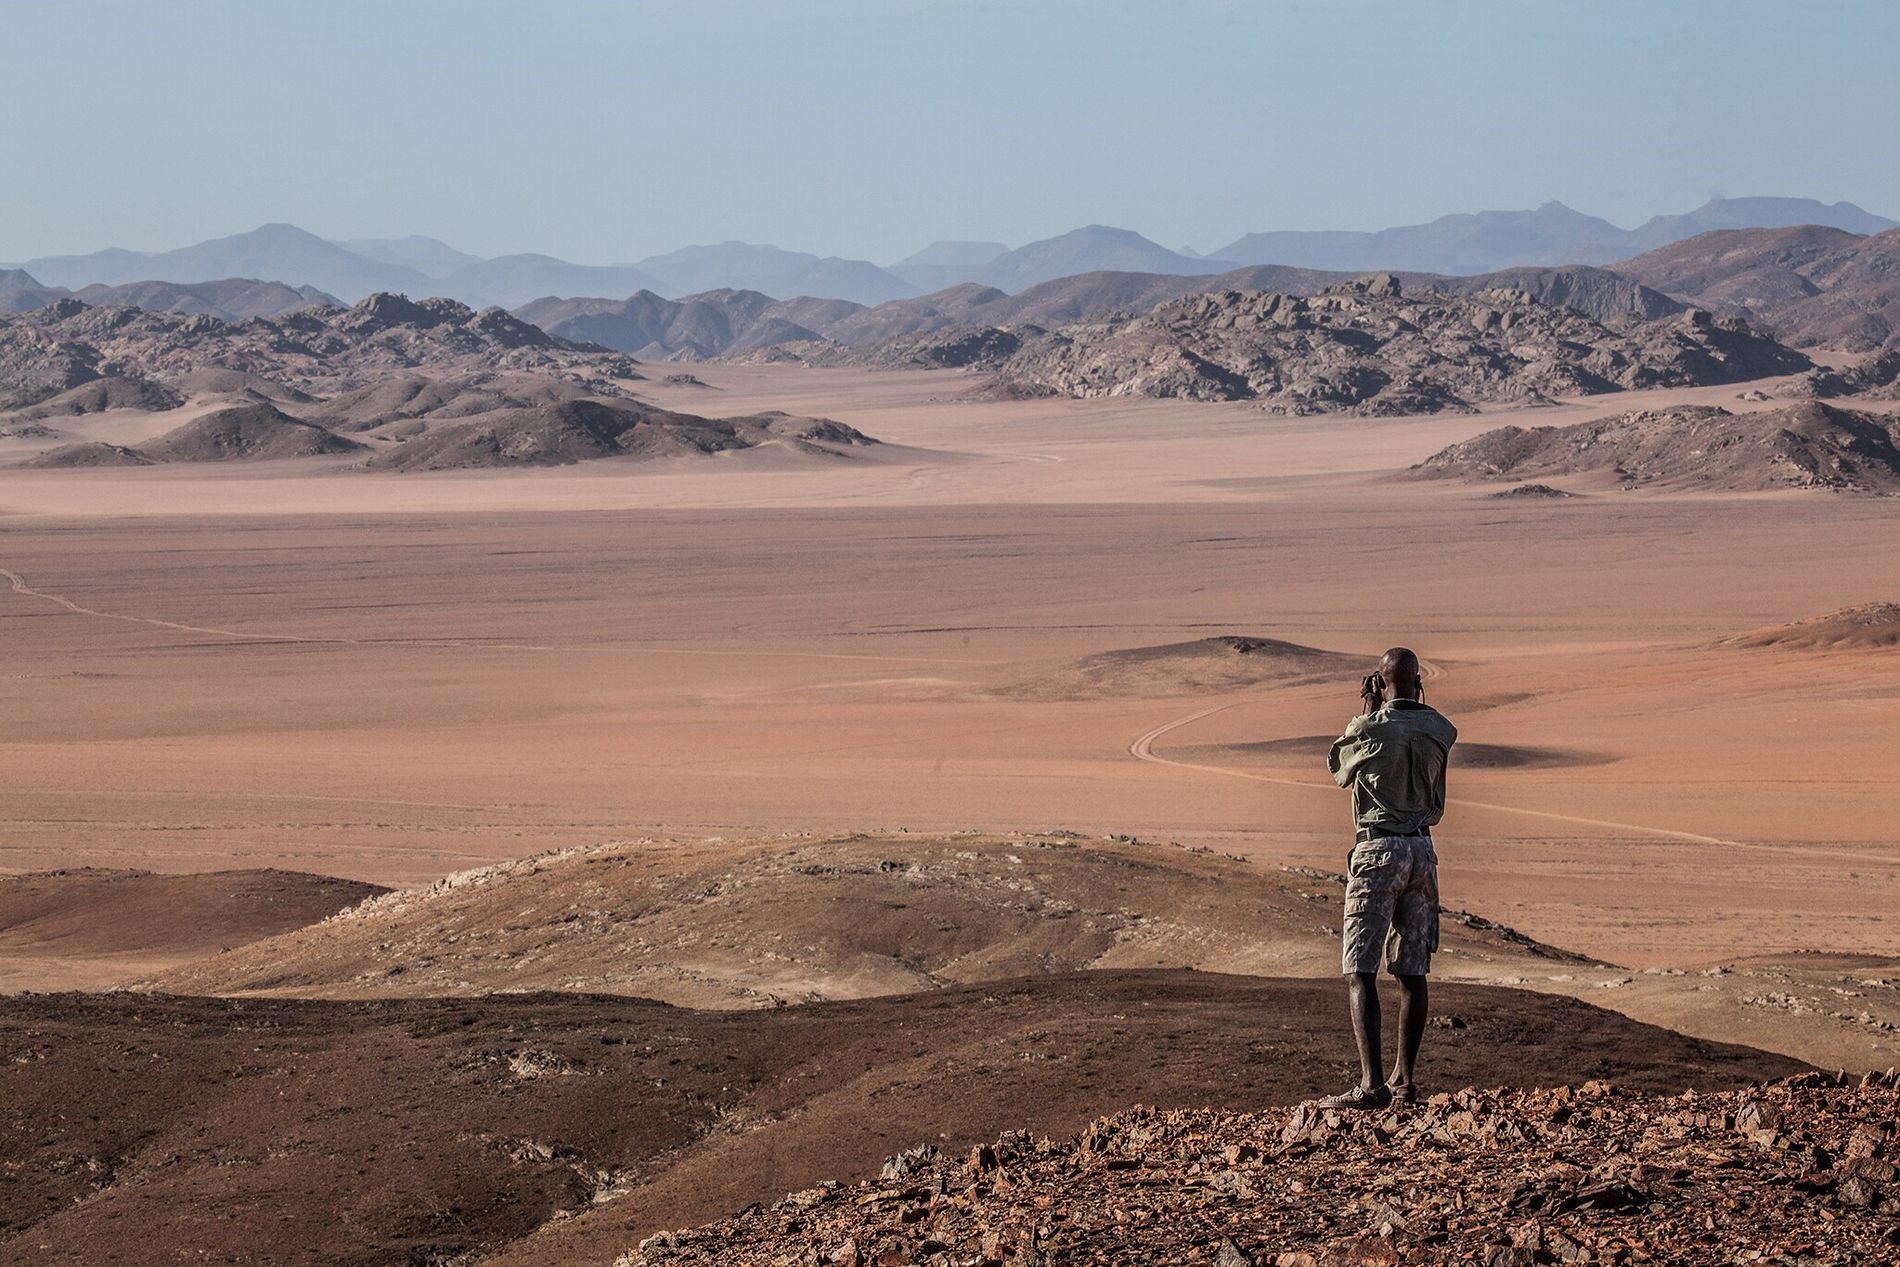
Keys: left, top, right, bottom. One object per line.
{"left": 6, "top": 197, "right": 1892, "bottom": 313}
{"left": 887, "top": 241, "right": 1010, "bottom": 292}
{"left": 0, "top": 270, "right": 336, "bottom": 321}
{"left": 1210, "top": 198, "right": 1896, "bottom": 275}
{"left": 4, "top": 225, "right": 911, "bottom": 309}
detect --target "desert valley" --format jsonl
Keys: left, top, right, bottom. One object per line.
{"left": 4, "top": 223, "right": 1900, "bottom": 1261}
{"left": 5, "top": 5, "right": 1900, "bottom": 1258}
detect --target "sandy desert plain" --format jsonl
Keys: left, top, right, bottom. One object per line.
{"left": 3, "top": 359, "right": 1900, "bottom": 1260}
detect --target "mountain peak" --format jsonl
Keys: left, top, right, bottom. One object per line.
{"left": 972, "top": 226, "right": 1225, "bottom": 293}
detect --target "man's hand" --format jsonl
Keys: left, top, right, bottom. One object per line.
{"left": 1360, "top": 672, "right": 1385, "bottom": 716}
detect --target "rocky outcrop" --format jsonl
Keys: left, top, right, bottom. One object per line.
{"left": 1771, "top": 349, "right": 1900, "bottom": 401}
{"left": 979, "top": 277, "right": 1809, "bottom": 414}
{"left": 0, "top": 319, "right": 103, "bottom": 406}
{"left": 1415, "top": 402, "right": 1900, "bottom": 492}
{"left": 626, "top": 1074, "right": 1900, "bottom": 1267}
{"left": 0, "top": 292, "right": 638, "bottom": 408}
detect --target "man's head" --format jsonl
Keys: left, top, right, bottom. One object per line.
{"left": 1381, "top": 646, "right": 1422, "bottom": 700}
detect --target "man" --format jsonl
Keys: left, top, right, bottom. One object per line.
{"left": 1320, "top": 646, "right": 1456, "bottom": 1110}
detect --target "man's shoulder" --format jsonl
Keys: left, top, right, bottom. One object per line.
{"left": 1377, "top": 702, "right": 1457, "bottom": 744}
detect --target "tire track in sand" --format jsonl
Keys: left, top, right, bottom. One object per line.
{"left": 1, "top": 565, "right": 550, "bottom": 650}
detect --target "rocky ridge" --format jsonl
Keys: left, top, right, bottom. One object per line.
{"left": 627, "top": 1072, "right": 1900, "bottom": 1267}
{"left": 1770, "top": 349, "right": 1900, "bottom": 401}
{"left": 517, "top": 267, "right": 1687, "bottom": 363}
{"left": 966, "top": 277, "right": 1808, "bottom": 413}
{"left": 0, "top": 291, "right": 637, "bottom": 409}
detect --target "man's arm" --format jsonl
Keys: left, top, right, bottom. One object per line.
{"left": 1328, "top": 716, "right": 1372, "bottom": 788}
{"left": 1329, "top": 675, "right": 1385, "bottom": 787}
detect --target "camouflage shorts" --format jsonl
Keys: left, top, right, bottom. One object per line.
{"left": 1342, "top": 834, "right": 1440, "bottom": 976}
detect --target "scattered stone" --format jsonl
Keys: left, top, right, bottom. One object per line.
{"left": 622, "top": 1078, "right": 1900, "bottom": 1265}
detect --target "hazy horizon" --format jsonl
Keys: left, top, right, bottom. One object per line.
{"left": 6, "top": 0, "right": 1899, "bottom": 265}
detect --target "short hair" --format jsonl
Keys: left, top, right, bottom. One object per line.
{"left": 1382, "top": 647, "right": 1420, "bottom": 680}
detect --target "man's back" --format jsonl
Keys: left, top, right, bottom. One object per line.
{"left": 1327, "top": 699, "right": 1457, "bottom": 840}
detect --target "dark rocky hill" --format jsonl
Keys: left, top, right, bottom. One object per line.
{"left": 141, "top": 402, "right": 366, "bottom": 461}
{"left": 1415, "top": 402, "right": 1900, "bottom": 492}
{"left": 19, "top": 441, "right": 157, "bottom": 468}
{"left": 363, "top": 400, "right": 873, "bottom": 471}
{"left": 0, "top": 978, "right": 1808, "bottom": 1265}
{"left": 8, "top": 375, "right": 182, "bottom": 418}
{"left": 1614, "top": 226, "right": 1900, "bottom": 350}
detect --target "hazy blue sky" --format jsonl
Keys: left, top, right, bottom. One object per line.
{"left": 7, "top": 0, "right": 1897, "bottom": 263}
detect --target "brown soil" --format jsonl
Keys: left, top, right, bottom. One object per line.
{"left": 0, "top": 974, "right": 1806, "bottom": 1265}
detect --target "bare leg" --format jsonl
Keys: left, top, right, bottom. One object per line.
{"left": 1347, "top": 971, "right": 1384, "bottom": 1090}
{"left": 1390, "top": 973, "right": 1428, "bottom": 1091}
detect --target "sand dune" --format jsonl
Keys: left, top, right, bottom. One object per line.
{"left": 995, "top": 636, "right": 1362, "bottom": 701}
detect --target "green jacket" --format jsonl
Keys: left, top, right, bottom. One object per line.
{"left": 1327, "top": 699, "right": 1457, "bottom": 839}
